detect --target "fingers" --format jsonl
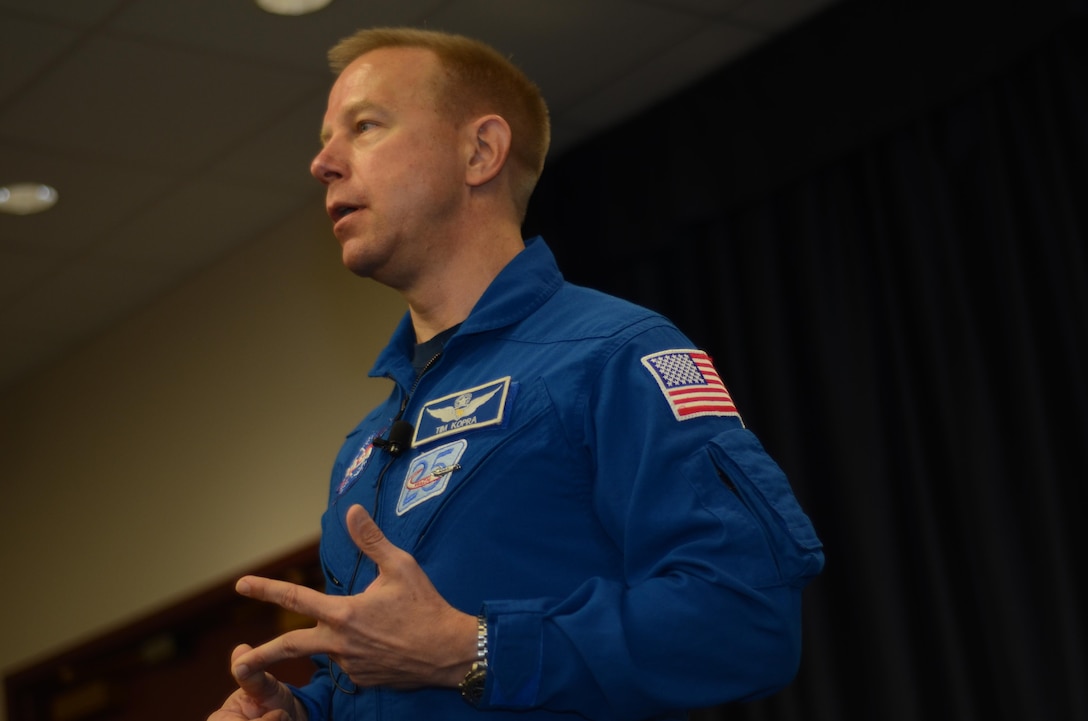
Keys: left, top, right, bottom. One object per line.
{"left": 231, "top": 643, "right": 277, "bottom": 697}
{"left": 233, "top": 661, "right": 281, "bottom": 701}
{"left": 232, "top": 575, "right": 334, "bottom": 680}
{"left": 234, "top": 628, "right": 324, "bottom": 678}
{"left": 237, "top": 575, "right": 326, "bottom": 619}
{"left": 225, "top": 644, "right": 298, "bottom": 720}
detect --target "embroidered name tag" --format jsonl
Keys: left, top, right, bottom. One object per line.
{"left": 412, "top": 376, "right": 511, "bottom": 447}
{"left": 396, "top": 439, "right": 467, "bottom": 515}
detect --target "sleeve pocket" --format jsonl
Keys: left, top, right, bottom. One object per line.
{"left": 703, "top": 428, "right": 824, "bottom": 587}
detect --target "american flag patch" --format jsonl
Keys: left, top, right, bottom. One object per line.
{"left": 641, "top": 349, "right": 740, "bottom": 421}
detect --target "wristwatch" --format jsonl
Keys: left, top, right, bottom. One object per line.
{"left": 459, "top": 613, "right": 489, "bottom": 706}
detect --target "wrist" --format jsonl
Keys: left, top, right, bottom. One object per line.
{"left": 458, "top": 612, "right": 489, "bottom": 706}
{"left": 435, "top": 610, "right": 481, "bottom": 688}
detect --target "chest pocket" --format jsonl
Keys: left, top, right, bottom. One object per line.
{"left": 376, "top": 377, "right": 559, "bottom": 551}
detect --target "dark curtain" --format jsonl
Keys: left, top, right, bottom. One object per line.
{"left": 525, "top": 3, "right": 1087, "bottom": 720}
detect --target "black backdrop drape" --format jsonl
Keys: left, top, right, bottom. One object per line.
{"left": 525, "top": 2, "right": 1087, "bottom": 720}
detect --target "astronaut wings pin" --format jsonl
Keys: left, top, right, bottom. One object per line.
{"left": 412, "top": 376, "right": 512, "bottom": 446}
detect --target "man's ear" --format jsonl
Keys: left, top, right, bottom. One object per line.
{"left": 465, "top": 115, "right": 512, "bottom": 188}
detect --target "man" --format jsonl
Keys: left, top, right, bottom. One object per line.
{"left": 209, "top": 27, "right": 823, "bottom": 721}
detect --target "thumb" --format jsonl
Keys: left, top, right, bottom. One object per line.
{"left": 231, "top": 644, "right": 280, "bottom": 701}
{"left": 230, "top": 643, "right": 252, "bottom": 665}
{"left": 346, "top": 503, "right": 397, "bottom": 566}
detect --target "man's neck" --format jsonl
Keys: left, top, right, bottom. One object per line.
{"left": 405, "top": 228, "right": 525, "bottom": 342}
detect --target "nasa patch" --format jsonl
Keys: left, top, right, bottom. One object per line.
{"left": 337, "top": 431, "right": 379, "bottom": 496}
{"left": 396, "top": 439, "right": 467, "bottom": 515}
{"left": 412, "top": 377, "right": 511, "bottom": 447}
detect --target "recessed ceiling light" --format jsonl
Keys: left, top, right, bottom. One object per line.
{"left": 0, "top": 182, "right": 59, "bottom": 215}
{"left": 254, "top": 0, "right": 333, "bottom": 15}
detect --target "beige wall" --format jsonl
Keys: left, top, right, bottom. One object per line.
{"left": 0, "top": 200, "right": 404, "bottom": 718}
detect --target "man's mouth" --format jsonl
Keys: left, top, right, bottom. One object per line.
{"left": 329, "top": 203, "right": 359, "bottom": 222}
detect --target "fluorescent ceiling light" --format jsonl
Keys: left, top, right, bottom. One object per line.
{"left": 0, "top": 183, "right": 59, "bottom": 215}
{"left": 255, "top": 0, "right": 333, "bottom": 15}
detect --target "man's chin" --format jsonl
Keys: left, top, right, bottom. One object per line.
{"left": 339, "top": 238, "right": 379, "bottom": 277}
{"left": 341, "top": 255, "right": 376, "bottom": 279}
{"left": 343, "top": 252, "right": 400, "bottom": 286}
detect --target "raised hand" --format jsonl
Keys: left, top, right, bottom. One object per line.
{"left": 232, "top": 504, "right": 477, "bottom": 690}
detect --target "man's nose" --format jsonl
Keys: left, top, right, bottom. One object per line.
{"left": 310, "top": 144, "right": 344, "bottom": 184}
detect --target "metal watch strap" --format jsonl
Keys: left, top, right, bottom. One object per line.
{"left": 458, "top": 613, "right": 489, "bottom": 706}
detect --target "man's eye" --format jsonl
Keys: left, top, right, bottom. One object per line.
{"left": 357, "top": 121, "right": 377, "bottom": 133}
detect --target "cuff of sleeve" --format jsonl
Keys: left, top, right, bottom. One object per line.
{"left": 288, "top": 683, "right": 324, "bottom": 721}
{"left": 482, "top": 599, "right": 547, "bottom": 709}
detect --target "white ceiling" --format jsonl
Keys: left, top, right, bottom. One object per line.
{"left": 0, "top": 0, "right": 838, "bottom": 391}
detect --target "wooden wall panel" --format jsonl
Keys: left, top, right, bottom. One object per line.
{"left": 6, "top": 541, "right": 322, "bottom": 721}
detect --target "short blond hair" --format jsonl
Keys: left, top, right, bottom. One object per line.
{"left": 328, "top": 27, "right": 551, "bottom": 220}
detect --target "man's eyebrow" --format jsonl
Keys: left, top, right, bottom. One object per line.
{"left": 319, "top": 100, "right": 382, "bottom": 146}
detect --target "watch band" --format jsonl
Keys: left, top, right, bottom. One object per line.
{"left": 459, "top": 613, "right": 489, "bottom": 706}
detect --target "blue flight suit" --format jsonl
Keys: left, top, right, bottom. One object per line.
{"left": 293, "top": 237, "right": 823, "bottom": 720}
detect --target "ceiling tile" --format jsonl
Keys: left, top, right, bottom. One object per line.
{"left": 0, "top": 33, "right": 321, "bottom": 172}
{"left": 0, "top": 139, "right": 176, "bottom": 255}
{"left": 109, "top": 0, "right": 450, "bottom": 72}
{"left": 93, "top": 177, "right": 316, "bottom": 272}
{"left": 0, "top": 15, "right": 82, "bottom": 98}
{"left": 0, "top": 0, "right": 126, "bottom": 25}
{"left": 0, "top": 249, "right": 54, "bottom": 304}
{"left": 208, "top": 89, "right": 330, "bottom": 194}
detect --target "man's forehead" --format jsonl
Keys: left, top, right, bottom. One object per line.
{"left": 329, "top": 47, "right": 441, "bottom": 106}
{"left": 341, "top": 45, "right": 441, "bottom": 82}
{"left": 318, "top": 48, "right": 443, "bottom": 142}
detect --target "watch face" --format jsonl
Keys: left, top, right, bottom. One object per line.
{"left": 460, "top": 663, "right": 488, "bottom": 705}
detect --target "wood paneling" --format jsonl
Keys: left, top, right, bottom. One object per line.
{"left": 5, "top": 541, "right": 322, "bottom": 721}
